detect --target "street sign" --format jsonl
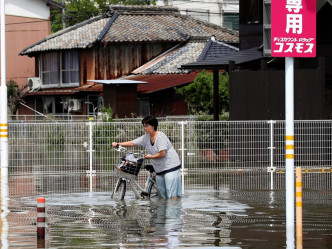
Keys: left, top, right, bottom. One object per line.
{"left": 271, "top": 0, "right": 316, "bottom": 57}
{"left": 263, "top": 0, "right": 272, "bottom": 57}
{"left": 271, "top": 1, "right": 317, "bottom": 246}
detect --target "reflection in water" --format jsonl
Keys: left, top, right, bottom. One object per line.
{"left": 152, "top": 199, "right": 182, "bottom": 248}
{"left": 1, "top": 166, "right": 10, "bottom": 249}
{"left": 5, "top": 188, "right": 332, "bottom": 249}
{"left": 110, "top": 198, "right": 183, "bottom": 248}
{"left": 286, "top": 227, "right": 295, "bottom": 249}
{"left": 269, "top": 190, "right": 275, "bottom": 208}
{"left": 1, "top": 215, "right": 9, "bottom": 249}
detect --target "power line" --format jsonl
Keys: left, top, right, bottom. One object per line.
{"left": 3, "top": 2, "right": 239, "bottom": 26}
{"left": 179, "top": 9, "right": 238, "bottom": 15}
{"left": 162, "top": 0, "right": 239, "bottom": 6}
{"left": 161, "top": 1, "right": 239, "bottom": 12}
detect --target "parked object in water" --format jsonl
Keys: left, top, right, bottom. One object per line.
{"left": 111, "top": 145, "right": 158, "bottom": 200}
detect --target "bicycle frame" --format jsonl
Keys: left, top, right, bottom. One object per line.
{"left": 112, "top": 146, "right": 158, "bottom": 199}
{"left": 114, "top": 170, "right": 156, "bottom": 199}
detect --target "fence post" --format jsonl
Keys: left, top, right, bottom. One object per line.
{"left": 178, "top": 121, "right": 187, "bottom": 194}
{"left": 267, "top": 120, "right": 276, "bottom": 189}
{"left": 86, "top": 117, "right": 95, "bottom": 192}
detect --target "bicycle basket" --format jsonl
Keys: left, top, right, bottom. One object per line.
{"left": 119, "top": 153, "right": 143, "bottom": 176}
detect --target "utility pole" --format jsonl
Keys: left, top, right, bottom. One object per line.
{"left": 62, "top": 0, "right": 66, "bottom": 29}
{"left": 218, "top": 0, "right": 223, "bottom": 26}
{"left": 1, "top": 0, "right": 10, "bottom": 220}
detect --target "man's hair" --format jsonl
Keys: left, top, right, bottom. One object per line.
{"left": 142, "top": 116, "right": 158, "bottom": 131}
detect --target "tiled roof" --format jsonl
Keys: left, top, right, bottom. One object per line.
{"left": 181, "top": 47, "right": 263, "bottom": 70}
{"left": 198, "top": 40, "right": 239, "bottom": 61}
{"left": 20, "top": 17, "right": 109, "bottom": 54}
{"left": 133, "top": 41, "right": 205, "bottom": 74}
{"left": 124, "top": 38, "right": 238, "bottom": 94}
{"left": 20, "top": 5, "right": 238, "bottom": 55}
{"left": 132, "top": 38, "right": 239, "bottom": 74}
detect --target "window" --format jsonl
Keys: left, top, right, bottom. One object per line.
{"left": 43, "top": 96, "right": 70, "bottom": 115}
{"left": 41, "top": 50, "right": 79, "bottom": 87}
{"left": 41, "top": 52, "right": 59, "bottom": 86}
{"left": 44, "top": 97, "right": 54, "bottom": 114}
{"left": 86, "top": 95, "right": 103, "bottom": 117}
{"left": 62, "top": 50, "right": 79, "bottom": 85}
{"left": 55, "top": 97, "right": 70, "bottom": 114}
{"left": 137, "top": 98, "right": 150, "bottom": 117}
{"left": 224, "top": 14, "right": 239, "bottom": 31}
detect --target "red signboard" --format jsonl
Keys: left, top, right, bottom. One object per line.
{"left": 271, "top": 0, "right": 316, "bottom": 57}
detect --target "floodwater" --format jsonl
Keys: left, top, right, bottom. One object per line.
{"left": 3, "top": 187, "right": 332, "bottom": 249}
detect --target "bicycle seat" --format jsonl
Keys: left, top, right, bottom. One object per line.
{"left": 145, "top": 164, "right": 155, "bottom": 173}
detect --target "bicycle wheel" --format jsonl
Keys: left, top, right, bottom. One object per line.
{"left": 112, "top": 178, "right": 126, "bottom": 200}
{"left": 146, "top": 181, "right": 158, "bottom": 198}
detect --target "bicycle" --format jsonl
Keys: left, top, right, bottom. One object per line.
{"left": 111, "top": 145, "right": 158, "bottom": 200}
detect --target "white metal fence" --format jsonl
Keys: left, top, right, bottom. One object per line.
{"left": 7, "top": 120, "right": 332, "bottom": 196}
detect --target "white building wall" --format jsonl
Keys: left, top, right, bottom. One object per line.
{"left": 5, "top": 0, "right": 50, "bottom": 20}
{"left": 157, "top": 0, "right": 238, "bottom": 27}
{"left": 222, "top": 0, "right": 239, "bottom": 13}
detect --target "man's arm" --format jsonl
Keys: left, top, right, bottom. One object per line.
{"left": 145, "top": 150, "right": 166, "bottom": 159}
{"left": 112, "top": 141, "right": 135, "bottom": 147}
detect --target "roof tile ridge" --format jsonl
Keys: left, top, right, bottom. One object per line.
{"left": 212, "top": 40, "right": 240, "bottom": 51}
{"left": 198, "top": 40, "right": 213, "bottom": 62}
{"left": 20, "top": 15, "right": 105, "bottom": 55}
{"left": 96, "top": 13, "right": 119, "bottom": 43}
{"left": 132, "top": 42, "right": 186, "bottom": 74}
{"left": 147, "top": 41, "right": 202, "bottom": 74}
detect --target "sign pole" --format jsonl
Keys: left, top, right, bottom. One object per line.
{"left": 271, "top": 1, "right": 316, "bottom": 247}
{"left": 285, "top": 56, "right": 295, "bottom": 249}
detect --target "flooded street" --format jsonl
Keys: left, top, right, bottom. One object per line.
{"left": 4, "top": 187, "right": 332, "bottom": 249}
{"left": 6, "top": 120, "right": 332, "bottom": 248}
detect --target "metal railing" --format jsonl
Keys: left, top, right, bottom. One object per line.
{"left": 6, "top": 120, "right": 332, "bottom": 196}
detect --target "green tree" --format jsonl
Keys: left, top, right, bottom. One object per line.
{"left": 7, "top": 80, "right": 27, "bottom": 119}
{"left": 51, "top": 0, "right": 156, "bottom": 33}
{"left": 176, "top": 70, "right": 229, "bottom": 115}
{"left": 100, "top": 106, "right": 114, "bottom": 122}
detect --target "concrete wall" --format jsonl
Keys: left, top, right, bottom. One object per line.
{"left": 1, "top": 0, "right": 51, "bottom": 87}
{"left": 6, "top": 0, "right": 51, "bottom": 19}
{"left": 5, "top": 15, "right": 50, "bottom": 87}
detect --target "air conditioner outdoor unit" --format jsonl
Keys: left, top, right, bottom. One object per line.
{"left": 28, "top": 77, "right": 41, "bottom": 91}
{"left": 69, "top": 99, "right": 81, "bottom": 111}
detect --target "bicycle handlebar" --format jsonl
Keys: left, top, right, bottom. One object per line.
{"left": 114, "top": 144, "right": 127, "bottom": 153}
{"left": 114, "top": 145, "right": 145, "bottom": 158}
